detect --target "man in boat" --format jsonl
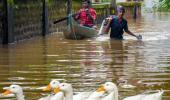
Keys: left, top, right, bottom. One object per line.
{"left": 74, "top": 0, "right": 97, "bottom": 28}
{"left": 105, "top": 6, "right": 142, "bottom": 40}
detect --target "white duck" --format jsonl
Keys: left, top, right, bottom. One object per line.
{"left": 100, "top": 82, "right": 119, "bottom": 100}
{"left": 42, "top": 79, "right": 60, "bottom": 91}
{"left": 2, "top": 84, "right": 25, "bottom": 100}
{"left": 39, "top": 79, "right": 64, "bottom": 100}
{"left": 85, "top": 82, "right": 119, "bottom": 100}
{"left": 55, "top": 82, "right": 91, "bottom": 100}
{"left": 39, "top": 92, "right": 64, "bottom": 100}
{"left": 84, "top": 85, "right": 107, "bottom": 100}
{"left": 85, "top": 91, "right": 104, "bottom": 100}
{"left": 99, "top": 82, "right": 164, "bottom": 100}
{"left": 123, "top": 90, "right": 164, "bottom": 100}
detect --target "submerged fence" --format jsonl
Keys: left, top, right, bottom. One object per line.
{"left": 0, "top": 0, "right": 141, "bottom": 44}
{"left": 0, "top": 0, "right": 68, "bottom": 44}
{"left": 0, "top": 0, "right": 3, "bottom": 44}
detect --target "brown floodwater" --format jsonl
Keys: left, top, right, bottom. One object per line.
{"left": 0, "top": 12, "right": 170, "bottom": 100}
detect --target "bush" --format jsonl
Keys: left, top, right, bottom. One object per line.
{"left": 157, "top": 0, "right": 170, "bottom": 11}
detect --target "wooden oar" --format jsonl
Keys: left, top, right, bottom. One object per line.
{"left": 98, "top": 19, "right": 106, "bottom": 35}
{"left": 53, "top": 13, "right": 78, "bottom": 24}
{"left": 53, "top": 17, "right": 68, "bottom": 24}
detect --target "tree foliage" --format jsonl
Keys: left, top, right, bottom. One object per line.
{"left": 158, "top": 0, "right": 170, "bottom": 11}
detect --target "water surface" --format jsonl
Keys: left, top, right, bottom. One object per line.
{"left": 0, "top": 13, "right": 170, "bottom": 100}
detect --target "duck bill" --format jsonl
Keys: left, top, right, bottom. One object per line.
{"left": 43, "top": 84, "right": 52, "bottom": 91}
{"left": 54, "top": 87, "right": 61, "bottom": 93}
{"left": 2, "top": 90, "right": 12, "bottom": 95}
{"left": 96, "top": 86, "right": 106, "bottom": 92}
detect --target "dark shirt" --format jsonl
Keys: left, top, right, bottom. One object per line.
{"left": 108, "top": 16, "right": 128, "bottom": 39}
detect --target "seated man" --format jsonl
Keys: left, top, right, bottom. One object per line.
{"left": 74, "top": 0, "right": 97, "bottom": 28}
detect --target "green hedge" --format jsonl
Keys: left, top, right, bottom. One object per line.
{"left": 117, "top": 2, "right": 142, "bottom": 7}
{"left": 93, "top": 3, "right": 110, "bottom": 9}
{"left": 92, "top": 2, "right": 142, "bottom": 9}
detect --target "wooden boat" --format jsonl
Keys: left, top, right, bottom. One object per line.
{"left": 63, "top": 16, "right": 98, "bottom": 39}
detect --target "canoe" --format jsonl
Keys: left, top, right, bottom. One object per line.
{"left": 63, "top": 16, "right": 98, "bottom": 39}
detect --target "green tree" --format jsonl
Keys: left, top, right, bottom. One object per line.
{"left": 158, "top": 0, "right": 170, "bottom": 11}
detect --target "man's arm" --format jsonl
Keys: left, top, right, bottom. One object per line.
{"left": 124, "top": 21, "right": 142, "bottom": 40}
{"left": 125, "top": 29, "right": 142, "bottom": 40}
{"left": 104, "top": 16, "right": 112, "bottom": 33}
{"left": 85, "top": 8, "right": 96, "bottom": 21}
{"left": 125, "top": 30, "right": 137, "bottom": 37}
{"left": 74, "top": 10, "right": 81, "bottom": 20}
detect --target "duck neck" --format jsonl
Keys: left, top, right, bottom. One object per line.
{"left": 65, "top": 88, "right": 73, "bottom": 100}
{"left": 113, "top": 86, "right": 119, "bottom": 100}
{"left": 16, "top": 92, "right": 25, "bottom": 100}
{"left": 109, "top": 85, "right": 118, "bottom": 100}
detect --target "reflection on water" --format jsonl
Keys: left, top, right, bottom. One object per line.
{"left": 0, "top": 13, "right": 170, "bottom": 100}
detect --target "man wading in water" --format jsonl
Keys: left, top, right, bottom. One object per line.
{"left": 105, "top": 6, "right": 142, "bottom": 40}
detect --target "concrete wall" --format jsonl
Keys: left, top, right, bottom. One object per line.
{"left": 0, "top": 0, "right": 68, "bottom": 43}
{"left": 116, "top": 0, "right": 126, "bottom": 2}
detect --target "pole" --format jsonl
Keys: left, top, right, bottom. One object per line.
{"left": 67, "top": 0, "right": 72, "bottom": 25}
{"left": 42, "top": 0, "right": 49, "bottom": 36}
{"left": 2, "top": 0, "right": 14, "bottom": 44}
{"left": 110, "top": 0, "right": 117, "bottom": 15}
{"left": 133, "top": 0, "right": 140, "bottom": 19}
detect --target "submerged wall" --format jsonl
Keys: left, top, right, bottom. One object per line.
{"left": 14, "top": 0, "right": 43, "bottom": 41}
{"left": 0, "top": 0, "right": 68, "bottom": 44}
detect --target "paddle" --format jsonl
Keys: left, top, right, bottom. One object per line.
{"left": 53, "top": 13, "right": 78, "bottom": 24}
{"left": 97, "top": 19, "right": 106, "bottom": 35}
{"left": 53, "top": 17, "right": 68, "bottom": 24}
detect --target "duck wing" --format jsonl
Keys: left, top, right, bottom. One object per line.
{"left": 123, "top": 94, "right": 145, "bottom": 100}
{"left": 74, "top": 92, "right": 92, "bottom": 100}
{"left": 142, "top": 90, "right": 164, "bottom": 100}
{"left": 123, "top": 90, "right": 164, "bottom": 100}
{"left": 50, "top": 92, "right": 64, "bottom": 100}
{"left": 102, "top": 92, "right": 115, "bottom": 100}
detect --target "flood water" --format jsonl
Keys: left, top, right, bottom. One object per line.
{"left": 0, "top": 12, "right": 170, "bottom": 100}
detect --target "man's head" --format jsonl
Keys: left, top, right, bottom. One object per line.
{"left": 82, "top": 0, "right": 91, "bottom": 8}
{"left": 117, "top": 6, "right": 125, "bottom": 18}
